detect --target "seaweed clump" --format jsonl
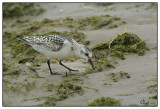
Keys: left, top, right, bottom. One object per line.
{"left": 109, "top": 32, "right": 149, "bottom": 56}
{"left": 56, "top": 76, "right": 83, "bottom": 96}
{"left": 92, "top": 32, "right": 149, "bottom": 59}
{"left": 87, "top": 97, "right": 121, "bottom": 106}
{"left": 106, "top": 71, "right": 130, "bottom": 82}
{"left": 3, "top": 3, "right": 44, "bottom": 18}
{"left": 85, "top": 32, "right": 149, "bottom": 74}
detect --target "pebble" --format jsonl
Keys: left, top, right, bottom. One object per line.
{"left": 26, "top": 62, "right": 33, "bottom": 67}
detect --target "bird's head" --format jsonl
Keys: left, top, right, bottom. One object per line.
{"left": 77, "top": 45, "right": 95, "bottom": 70}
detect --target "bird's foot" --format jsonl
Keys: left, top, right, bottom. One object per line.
{"left": 65, "top": 69, "right": 78, "bottom": 77}
{"left": 50, "top": 72, "right": 59, "bottom": 75}
{"left": 68, "top": 69, "right": 78, "bottom": 73}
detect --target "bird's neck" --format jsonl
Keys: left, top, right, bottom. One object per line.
{"left": 74, "top": 44, "right": 83, "bottom": 58}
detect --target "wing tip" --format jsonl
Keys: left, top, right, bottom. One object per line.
{"left": 15, "top": 36, "right": 29, "bottom": 43}
{"left": 15, "top": 36, "right": 23, "bottom": 39}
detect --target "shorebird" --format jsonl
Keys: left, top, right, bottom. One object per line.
{"left": 16, "top": 35, "right": 94, "bottom": 76}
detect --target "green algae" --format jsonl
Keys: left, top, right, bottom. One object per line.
{"left": 95, "top": 58, "right": 115, "bottom": 70}
{"left": 109, "top": 50, "right": 125, "bottom": 60}
{"left": 30, "top": 14, "right": 126, "bottom": 30}
{"left": 118, "top": 93, "right": 133, "bottom": 96}
{"left": 63, "top": 75, "right": 83, "bottom": 82}
{"left": 84, "top": 57, "right": 115, "bottom": 74}
{"left": 119, "top": 71, "right": 130, "bottom": 78}
{"left": 8, "top": 38, "right": 38, "bottom": 58}
{"left": 38, "top": 96, "right": 57, "bottom": 106}
{"left": 33, "top": 75, "right": 83, "bottom": 106}
{"left": 3, "top": 3, "right": 44, "bottom": 19}
{"left": 3, "top": 63, "right": 9, "bottom": 72}
{"left": 6, "top": 81, "right": 36, "bottom": 94}
{"left": 45, "top": 83, "right": 55, "bottom": 92}
{"left": 3, "top": 79, "right": 11, "bottom": 86}
{"left": 41, "top": 18, "right": 53, "bottom": 24}
{"left": 57, "top": 76, "right": 83, "bottom": 95}
{"left": 84, "top": 86, "right": 99, "bottom": 93}
{"left": 147, "top": 83, "right": 157, "bottom": 93}
{"left": 86, "top": 32, "right": 143, "bottom": 74}
{"left": 37, "top": 94, "right": 68, "bottom": 106}
{"left": 76, "top": 15, "right": 123, "bottom": 30}
{"left": 17, "top": 57, "right": 35, "bottom": 64}
{"left": 109, "top": 32, "right": 149, "bottom": 55}
{"left": 108, "top": 24, "right": 118, "bottom": 29}
{"left": 23, "top": 81, "right": 36, "bottom": 91}
{"left": 57, "top": 82, "right": 83, "bottom": 95}
{"left": 87, "top": 97, "right": 121, "bottom": 106}
{"left": 92, "top": 42, "right": 109, "bottom": 51}
{"left": 3, "top": 64, "right": 21, "bottom": 76}
{"left": 77, "top": 16, "right": 102, "bottom": 29}
{"left": 86, "top": 32, "right": 149, "bottom": 73}
{"left": 95, "top": 3, "right": 114, "bottom": 7}
{"left": 106, "top": 71, "right": 130, "bottom": 82}
{"left": 28, "top": 66, "right": 37, "bottom": 73}
{"left": 135, "top": 4, "right": 145, "bottom": 8}
{"left": 92, "top": 32, "right": 149, "bottom": 57}
{"left": 107, "top": 73, "right": 118, "bottom": 82}
{"left": 149, "top": 95, "right": 157, "bottom": 99}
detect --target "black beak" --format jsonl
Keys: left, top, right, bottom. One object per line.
{"left": 88, "top": 59, "right": 95, "bottom": 70}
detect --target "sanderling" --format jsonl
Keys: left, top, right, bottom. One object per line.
{"left": 16, "top": 35, "right": 94, "bottom": 76}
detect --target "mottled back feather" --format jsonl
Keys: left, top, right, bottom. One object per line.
{"left": 17, "top": 35, "right": 73, "bottom": 51}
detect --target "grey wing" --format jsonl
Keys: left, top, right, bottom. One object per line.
{"left": 23, "top": 35, "right": 65, "bottom": 51}
{"left": 36, "top": 41, "right": 64, "bottom": 51}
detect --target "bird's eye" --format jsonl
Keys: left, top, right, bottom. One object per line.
{"left": 85, "top": 53, "right": 89, "bottom": 56}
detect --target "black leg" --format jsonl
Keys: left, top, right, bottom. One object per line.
{"left": 47, "top": 59, "right": 57, "bottom": 75}
{"left": 59, "top": 60, "right": 78, "bottom": 74}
